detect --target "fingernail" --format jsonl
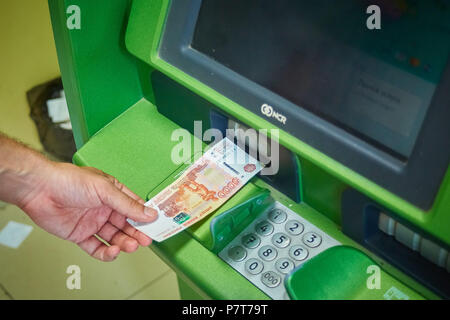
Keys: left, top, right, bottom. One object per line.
{"left": 144, "top": 207, "right": 157, "bottom": 219}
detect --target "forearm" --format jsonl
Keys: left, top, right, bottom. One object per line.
{"left": 0, "top": 133, "right": 53, "bottom": 207}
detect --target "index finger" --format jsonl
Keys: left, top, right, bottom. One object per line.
{"left": 104, "top": 174, "right": 147, "bottom": 205}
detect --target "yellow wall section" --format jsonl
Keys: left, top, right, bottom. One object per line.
{"left": 0, "top": 0, "right": 60, "bottom": 150}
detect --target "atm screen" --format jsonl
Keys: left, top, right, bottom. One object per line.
{"left": 192, "top": 0, "right": 450, "bottom": 158}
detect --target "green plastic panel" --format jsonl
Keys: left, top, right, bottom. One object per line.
{"left": 285, "top": 246, "right": 424, "bottom": 300}
{"left": 73, "top": 99, "right": 183, "bottom": 198}
{"left": 153, "top": 231, "right": 269, "bottom": 300}
{"left": 49, "top": 0, "right": 148, "bottom": 148}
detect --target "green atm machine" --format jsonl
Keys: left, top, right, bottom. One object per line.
{"left": 49, "top": 0, "right": 450, "bottom": 299}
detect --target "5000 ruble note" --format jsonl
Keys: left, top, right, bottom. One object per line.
{"left": 128, "top": 138, "right": 262, "bottom": 242}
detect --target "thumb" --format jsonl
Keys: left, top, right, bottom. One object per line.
{"left": 99, "top": 181, "right": 158, "bottom": 223}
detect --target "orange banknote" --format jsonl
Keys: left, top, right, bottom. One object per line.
{"left": 128, "top": 138, "right": 262, "bottom": 242}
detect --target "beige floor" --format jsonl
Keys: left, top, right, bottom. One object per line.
{"left": 0, "top": 0, "right": 179, "bottom": 300}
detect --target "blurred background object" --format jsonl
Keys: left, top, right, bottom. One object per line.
{"left": 27, "top": 77, "right": 76, "bottom": 162}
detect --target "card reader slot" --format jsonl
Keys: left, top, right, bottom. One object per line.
{"left": 378, "top": 213, "right": 450, "bottom": 272}
{"left": 342, "top": 189, "right": 450, "bottom": 299}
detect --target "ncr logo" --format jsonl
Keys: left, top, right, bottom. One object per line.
{"left": 261, "top": 104, "right": 287, "bottom": 125}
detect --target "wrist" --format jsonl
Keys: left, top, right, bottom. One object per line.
{"left": 0, "top": 145, "right": 54, "bottom": 207}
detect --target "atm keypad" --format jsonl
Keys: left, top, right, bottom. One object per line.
{"left": 275, "top": 258, "right": 295, "bottom": 274}
{"left": 285, "top": 220, "right": 304, "bottom": 235}
{"left": 227, "top": 245, "right": 247, "bottom": 262}
{"left": 242, "top": 233, "right": 261, "bottom": 249}
{"left": 255, "top": 220, "right": 274, "bottom": 236}
{"left": 258, "top": 245, "right": 278, "bottom": 261}
{"left": 219, "top": 202, "right": 340, "bottom": 300}
{"left": 302, "top": 232, "right": 322, "bottom": 248}
{"left": 268, "top": 209, "right": 287, "bottom": 224}
{"left": 289, "top": 245, "right": 309, "bottom": 261}
{"left": 245, "top": 258, "right": 264, "bottom": 275}
{"left": 261, "top": 271, "right": 282, "bottom": 288}
{"left": 272, "top": 232, "right": 291, "bottom": 248}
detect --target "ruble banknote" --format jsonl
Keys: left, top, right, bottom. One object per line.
{"left": 128, "top": 137, "right": 262, "bottom": 242}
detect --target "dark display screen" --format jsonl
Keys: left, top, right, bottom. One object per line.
{"left": 192, "top": 0, "right": 450, "bottom": 158}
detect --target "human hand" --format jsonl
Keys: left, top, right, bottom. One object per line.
{"left": 18, "top": 162, "right": 158, "bottom": 261}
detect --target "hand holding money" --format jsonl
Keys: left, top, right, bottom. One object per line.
{"left": 128, "top": 138, "right": 262, "bottom": 242}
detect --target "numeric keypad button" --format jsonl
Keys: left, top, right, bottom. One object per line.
{"left": 241, "top": 233, "right": 261, "bottom": 249}
{"left": 261, "top": 271, "right": 281, "bottom": 288}
{"left": 268, "top": 209, "right": 287, "bottom": 224}
{"left": 258, "top": 245, "right": 278, "bottom": 261}
{"left": 275, "top": 258, "right": 295, "bottom": 274}
{"left": 228, "top": 245, "right": 247, "bottom": 262}
{"left": 245, "top": 258, "right": 264, "bottom": 275}
{"left": 271, "top": 232, "right": 291, "bottom": 248}
{"left": 255, "top": 220, "right": 274, "bottom": 236}
{"left": 302, "top": 231, "right": 322, "bottom": 248}
{"left": 289, "top": 245, "right": 309, "bottom": 261}
{"left": 285, "top": 220, "right": 304, "bottom": 235}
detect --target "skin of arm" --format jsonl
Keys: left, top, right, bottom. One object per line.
{"left": 0, "top": 133, "right": 158, "bottom": 261}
